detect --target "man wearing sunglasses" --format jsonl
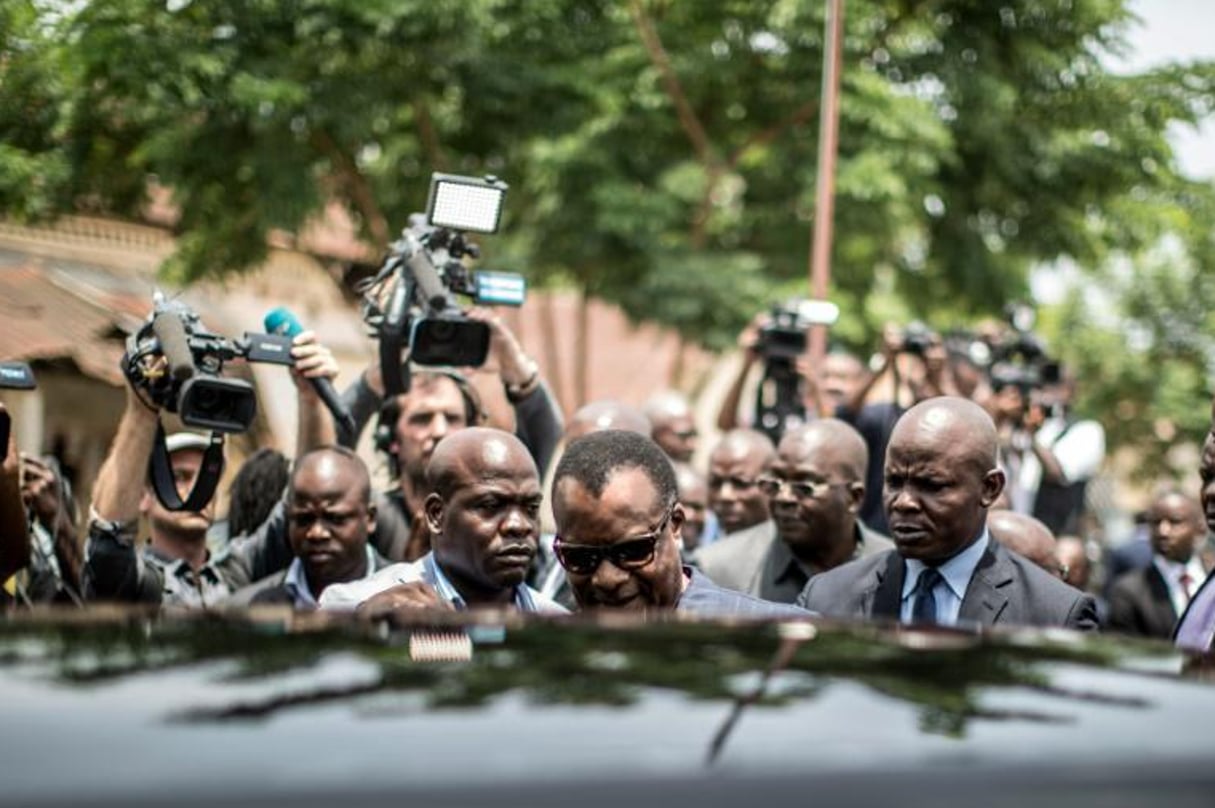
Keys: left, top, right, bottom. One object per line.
{"left": 551, "top": 429, "right": 807, "bottom": 616}
{"left": 699, "top": 420, "right": 892, "bottom": 603}
{"left": 320, "top": 428, "right": 564, "bottom": 614}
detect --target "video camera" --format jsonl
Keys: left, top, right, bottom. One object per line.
{"left": 359, "top": 173, "right": 526, "bottom": 398}
{"left": 122, "top": 293, "right": 296, "bottom": 434}
{"left": 987, "top": 303, "right": 1060, "bottom": 397}
{"left": 0, "top": 361, "right": 36, "bottom": 451}
{"left": 754, "top": 299, "right": 839, "bottom": 443}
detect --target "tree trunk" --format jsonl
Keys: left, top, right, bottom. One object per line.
{"left": 574, "top": 288, "right": 591, "bottom": 408}
{"left": 537, "top": 292, "right": 569, "bottom": 416}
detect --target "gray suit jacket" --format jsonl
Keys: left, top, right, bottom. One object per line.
{"left": 697, "top": 518, "right": 892, "bottom": 603}
{"left": 795, "top": 540, "right": 1099, "bottom": 631}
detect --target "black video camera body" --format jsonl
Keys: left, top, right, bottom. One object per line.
{"left": 360, "top": 173, "right": 526, "bottom": 397}
{"left": 122, "top": 294, "right": 296, "bottom": 433}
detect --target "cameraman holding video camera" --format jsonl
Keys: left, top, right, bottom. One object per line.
{"left": 336, "top": 307, "right": 561, "bottom": 562}
{"left": 83, "top": 317, "right": 341, "bottom": 608}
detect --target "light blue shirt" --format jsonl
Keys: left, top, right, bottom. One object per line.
{"left": 900, "top": 529, "right": 990, "bottom": 626}
{"left": 421, "top": 553, "right": 545, "bottom": 612}
{"left": 283, "top": 546, "right": 379, "bottom": 610}
{"left": 318, "top": 551, "right": 567, "bottom": 613}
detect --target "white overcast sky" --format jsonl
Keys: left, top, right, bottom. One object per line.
{"left": 1124, "top": 0, "right": 1215, "bottom": 177}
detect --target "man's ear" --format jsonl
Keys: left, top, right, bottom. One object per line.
{"left": 139, "top": 488, "right": 153, "bottom": 515}
{"left": 980, "top": 468, "right": 1006, "bottom": 508}
{"left": 364, "top": 502, "right": 378, "bottom": 536}
{"left": 668, "top": 503, "right": 686, "bottom": 540}
{"left": 423, "top": 492, "right": 444, "bottom": 535}
{"left": 847, "top": 481, "right": 865, "bottom": 513}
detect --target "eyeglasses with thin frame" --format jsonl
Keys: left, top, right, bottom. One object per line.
{"left": 756, "top": 476, "right": 844, "bottom": 499}
{"left": 554, "top": 506, "right": 675, "bottom": 576}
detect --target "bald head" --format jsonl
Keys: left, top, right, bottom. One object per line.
{"left": 1055, "top": 535, "right": 1090, "bottom": 590}
{"left": 711, "top": 429, "right": 776, "bottom": 466}
{"left": 291, "top": 446, "right": 371, "bottom": 504}
{"left": 643, "top": 391, "right": 692, "bottom": 423}
{"left": 884, "top": 397, "right": 1005, "bottom": 564}
{"left": 566, "top": 400, "right": 651, "bottom": 443}
{"left": 891, "top": 396, "right": 999, "bottom": 474}
{"left": 988, "top": 510, "right": 1058, "bottom": 573}
{"left": 778, "top": 419, "right": 867, "bottom": 483}
{"left": 644, "top": 391, "right": 698, "bottom": 463}
{"left": 708, "top": 429, "right": 776, "bottom": 534}
{"left": 427, "top": 427, "right": 538, "bottom": 501}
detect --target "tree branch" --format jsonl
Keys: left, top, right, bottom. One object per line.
{"left": 413, "top": 95, "right": 448, "bottom": 171}
{"left": 726, "top": 99, "right": 819, "bottom": 169}
{"left": 310, "top": 128, "right": 390, "bottom": 249}
{"left": 628, "top": 0, "right": 715, "bottom": 165}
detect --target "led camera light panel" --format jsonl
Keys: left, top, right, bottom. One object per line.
{"left": 427, "top": 174, "right": 506, "bottom": 234}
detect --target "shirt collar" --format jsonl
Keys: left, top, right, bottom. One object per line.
{"left": 145, "top": 546, "right": 220, "bottom": 583}
{"left": 902, "top": 528, "right": 990, "bottom": 602}
{"left": 773, "top": 522, "right": 867, "bottom": 584}
{"left": 421, "top": 552, "right": 539, "bottom": 612}
{"left": 1153, "top": 553, "right": 1205, "bottom": 583}
{"left": 285, "top": 546, "right": 377, "bottom": 610}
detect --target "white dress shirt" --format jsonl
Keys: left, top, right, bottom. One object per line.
{"left": 900, "top": 530, "right": 991, "bottom": 626}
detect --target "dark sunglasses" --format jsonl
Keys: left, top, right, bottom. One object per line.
{"left": 554, "top": 507, "right": 674, "bottom": 576}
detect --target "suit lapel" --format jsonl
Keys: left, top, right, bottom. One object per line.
{"left": 867, "top": 551, "right": 905, "bottom": 620}
{"left": 1145, "top": 565, "right": 1180, "bottom": 632}
{"left": 959, "top": 544, "right": 1012, "bottom": 627}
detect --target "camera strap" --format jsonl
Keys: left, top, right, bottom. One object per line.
{"left": 148, "top": 421, "right": 226, "bottom": 512}
{"left": 379, "top": 274, "right": 413, "bottom": 398}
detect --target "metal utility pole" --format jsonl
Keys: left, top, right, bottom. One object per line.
{"left": 807, "top": 0, "right": 844, "bottom": 363}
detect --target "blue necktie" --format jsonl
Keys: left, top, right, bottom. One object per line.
{"left": 911, "top": 568, "right": 944, "bottom": 624}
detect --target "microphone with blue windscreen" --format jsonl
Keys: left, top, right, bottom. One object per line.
{"left": 264, "top": 307, "right": 356, "bottom": 438}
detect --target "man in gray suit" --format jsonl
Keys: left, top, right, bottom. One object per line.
{"left": 698, "top": 420, "right": 892, "bottom": 603}
{"left": 797, "top": 397, "right": 1098, "bottom": 631}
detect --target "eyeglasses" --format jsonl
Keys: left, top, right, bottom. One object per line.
{"left": 554, "top": 507, "right": 674, "bottom": 576}
{"left": 756, "top": 476, "right": 841, "bottom": 499}
{"left": 707, "top": 475, "right": 759, "bottom": 491}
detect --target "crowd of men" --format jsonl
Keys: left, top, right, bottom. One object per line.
{"left": 3, "top": 309, "right": 1214, "bottom": 648}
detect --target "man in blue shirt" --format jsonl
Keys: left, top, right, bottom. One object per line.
{"left": 798, "top": 397, "right": 1097, "bottom": 631}
{"left": 550, "top": 429, "right": 805, "bottom": 617}
{"left": 320, "top": 428, "right": 564, "bottom": 614}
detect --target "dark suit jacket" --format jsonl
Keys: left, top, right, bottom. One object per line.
{"left": 795, "top": 541, "right": 1099, "bottom": 631}
{"left": 1107, "top": 566, "right": 1178, "bottom": 639}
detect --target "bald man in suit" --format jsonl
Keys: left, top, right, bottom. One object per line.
{"left": 797, "top": 397, "right": 1097, "bottom": 631}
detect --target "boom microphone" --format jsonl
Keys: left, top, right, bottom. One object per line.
{"left": 263, "top": 307, "right": 357, "bottom": 437}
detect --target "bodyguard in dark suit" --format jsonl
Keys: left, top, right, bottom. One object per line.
{"left": 797, "top": 397, "right": 1098, "bottom": 631}
{"left": 225, "top": 446, "right": 380, "bottom": 609}
{"left": 1108, "top": 490, "right": 1208, "bottom": 639}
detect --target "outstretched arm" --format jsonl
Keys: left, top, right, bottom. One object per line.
{"left": 0, "top": 404, "right": 29, "bottom": 583}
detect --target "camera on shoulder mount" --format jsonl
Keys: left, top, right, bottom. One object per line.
{"left": 754, "top": 299, "right": 839, "bottom": 443}
{"left": 122, "top": 293, "right": 296, "bottom": 434}
{"left": 360, "top": 173, "right": 527, "bottom": 397}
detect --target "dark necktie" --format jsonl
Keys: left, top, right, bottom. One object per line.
{"left": 911, "top": 567, "right": 944, "bottom": 624}
{"left": 1180, "top": 571, "right": 1195, "bottom": 604}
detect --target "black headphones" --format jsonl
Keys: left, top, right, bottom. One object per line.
{"left": 373, "top": 368, "right": 488, "bottom": 478}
